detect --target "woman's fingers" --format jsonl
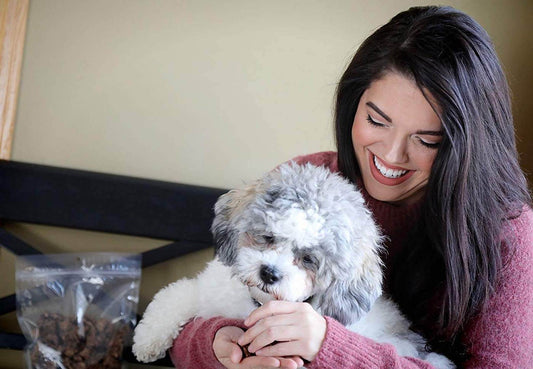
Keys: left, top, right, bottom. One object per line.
{"left": 256, "top": 341, "right": 304, "bottom": 358}
{"left": 239, "top": 313, "right": 296, "bottom": 347}
{"left": 214, "top": 326, "right": 282, "bottom": 368}
{"left": 237, "top": 301, "right": 326, "bottom": 362}
{"left": 239, "top": 355, "right": 282, "bottom": 368}
{"left": 277, "top": 356, "right": 304, "bottom": 369}
{"left": 244, "top": 300, "right": 301, "bottom": 327}
{"left": 248, "top": 324, "right": 303, "bottom": 353}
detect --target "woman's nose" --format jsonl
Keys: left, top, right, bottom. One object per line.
{"left": 383, "top": 135, "right": 408, "bottom": 164}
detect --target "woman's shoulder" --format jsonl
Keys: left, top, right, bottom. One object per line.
{"left": 463, "top": 205, "right": 533, "bottom": 367}
{"left": 502, "top": 206, "right": 533, "bottom": 243}
{"left": 500, "top": 205, "right": 533, "bottom": 273}
{"left": 288, "top": 151, "right": 339, "bottom": 172}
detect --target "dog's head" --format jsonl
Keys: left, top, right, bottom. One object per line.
{"left": 211, "top": 163, "right": 383, "bottom": 325}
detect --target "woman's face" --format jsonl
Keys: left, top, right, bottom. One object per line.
{"left": 352, "top": 72, "right": 442, "bottom": 206}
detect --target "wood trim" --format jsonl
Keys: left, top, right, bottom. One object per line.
{"left": 0, "top": 0, "right": 28, "bottom": 160}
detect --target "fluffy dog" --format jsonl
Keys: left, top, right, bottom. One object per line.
{"left": 132, "top": 163, "right": 454, "bottom": 369}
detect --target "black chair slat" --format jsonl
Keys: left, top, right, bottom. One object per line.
{"left": 0, "top": 332, "right": 26, "bottom": 350}
{"left": 0, "top": 160, "right": 227, "bottom": 242}
{"left": 0, "top": 294, "right": 16, "bottom": 316}
{"left": 0, "top": 227, "right": 42, "bottom": 255}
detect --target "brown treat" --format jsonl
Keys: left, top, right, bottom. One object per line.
{"left": 240, "top": 343, "right": 254, "bottom": 358}
{"left": 29, "top": 313, "right": 130, "bottom": 369}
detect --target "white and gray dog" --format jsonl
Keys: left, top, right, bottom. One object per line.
{"left": 133, "top": 163, "right": 454, "bottom": 369}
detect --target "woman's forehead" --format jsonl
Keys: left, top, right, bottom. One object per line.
{"left": 362, "top": 72, "right": 442, "bottom": 131}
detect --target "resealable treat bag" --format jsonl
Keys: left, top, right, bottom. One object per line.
{"left": 16, "top": 253, "right": 141, "bottom": 369}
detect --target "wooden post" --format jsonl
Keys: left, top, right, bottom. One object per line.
{"left": 0, "top": 0, "right": 28, "bottom": 160}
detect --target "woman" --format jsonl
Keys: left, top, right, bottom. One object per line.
{"left": 170, "top": 6, "right": 532, "bottom": 369}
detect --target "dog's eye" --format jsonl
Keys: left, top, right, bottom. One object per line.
{"left": 302, "top": 254, "right": 317, "bottom": 267}
{"left": 253, "top": 234, "right": 275, "bottom": 244}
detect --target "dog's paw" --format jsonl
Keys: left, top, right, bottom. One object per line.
{"left": 132, "top": 322, "right": 173, "bottom": 363}
{"left": 424, "top": 352, "right": 456, "bottom": 369}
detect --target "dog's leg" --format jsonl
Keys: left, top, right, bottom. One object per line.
{"left": 196, "top": 259, "right": 257, "bottom": 319}
{"left": 423, "top": 352, "right": 456, "bottom": 369}
{"left": 132, "top": 277, "right": 199, "bottom": 362}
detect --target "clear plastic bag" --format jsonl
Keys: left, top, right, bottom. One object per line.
{"left": 16, "top": 253, "right": 141, "bottom": 369}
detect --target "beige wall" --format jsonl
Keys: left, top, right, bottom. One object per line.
{"left": 1, "top": 1, "right": 531, "bottom": 368}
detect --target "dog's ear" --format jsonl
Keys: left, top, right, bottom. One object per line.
{"left": 211, "top": 190, "right": 241, "bottom": 265}
{"left": 211, "top": 184, "right": 258, "bottom": 265}
{"left": 318, "top": 263, "right": 382, "bottom": 326}
{"left": 316, "top": 179, "right": 384, "bottom": 326}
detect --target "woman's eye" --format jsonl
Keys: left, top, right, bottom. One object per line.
{"left": 366, "top": 114, "right": 386, "bottom": 127}
{"left": 417, "top": 138, "right": 440, "bottom": 149}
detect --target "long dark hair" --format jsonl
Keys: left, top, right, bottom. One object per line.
{"left": 335, "top": 5, "right": 531, "bottom": 362}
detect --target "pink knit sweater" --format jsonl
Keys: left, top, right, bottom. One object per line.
{"left": 169, "top": 151, "right": 533, "bottom": 369}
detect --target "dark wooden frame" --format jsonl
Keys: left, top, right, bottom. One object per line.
{"left": 0, "top": 160, "right": 227, "bottom": 365}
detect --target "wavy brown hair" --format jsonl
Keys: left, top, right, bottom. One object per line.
{"left": 334, "top": 6, "right": 531, "bottom": 363}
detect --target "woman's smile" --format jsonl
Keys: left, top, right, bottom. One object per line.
{"left": 369, "top": 152, "right": 414, "bottom": 185}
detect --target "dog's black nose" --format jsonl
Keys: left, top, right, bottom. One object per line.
{"left": 259, "top": 265, "right": 282, "bottom": 285}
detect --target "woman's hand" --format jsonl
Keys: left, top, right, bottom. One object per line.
{"left": 213, "top": 326, "right": 304, "bottom": 369}
{"left": 237, "top": 301, "right": 327, "bottom": 362}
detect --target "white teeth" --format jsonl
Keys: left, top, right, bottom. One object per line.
{"left": 373, "top": 156, "right": 408, "bottom": 179}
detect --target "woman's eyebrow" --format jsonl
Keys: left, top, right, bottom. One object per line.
{"left": 366, "top": 102, "right": 392, "bottom": 122}
{"left": 367, "top": 101, "right": 443, "bottom": 136}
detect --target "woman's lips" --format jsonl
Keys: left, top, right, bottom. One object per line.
{"left": 368, "top": 153, "right": 414, "bottom": 186}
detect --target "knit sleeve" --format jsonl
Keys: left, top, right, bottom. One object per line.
{"left": 168, "top": 317, "right": 246, "bottom": 369}
{"left": 287, "top": 151, "right": 339, "bottom": 173}
{"left": 460, "top": 208, "right": 533, "bottom": 368}
{"left": 308, "top": 208, "right": 533, "bottom": 369}
{"left": 306, "top": 317, "right": 438, "bottom": 369}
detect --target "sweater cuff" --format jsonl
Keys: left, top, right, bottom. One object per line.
{"left": 307, "top": 316, "right": 384, "bottom": 369}
{"left": 169, "top": 316, "right": 246, "bottom": 369}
